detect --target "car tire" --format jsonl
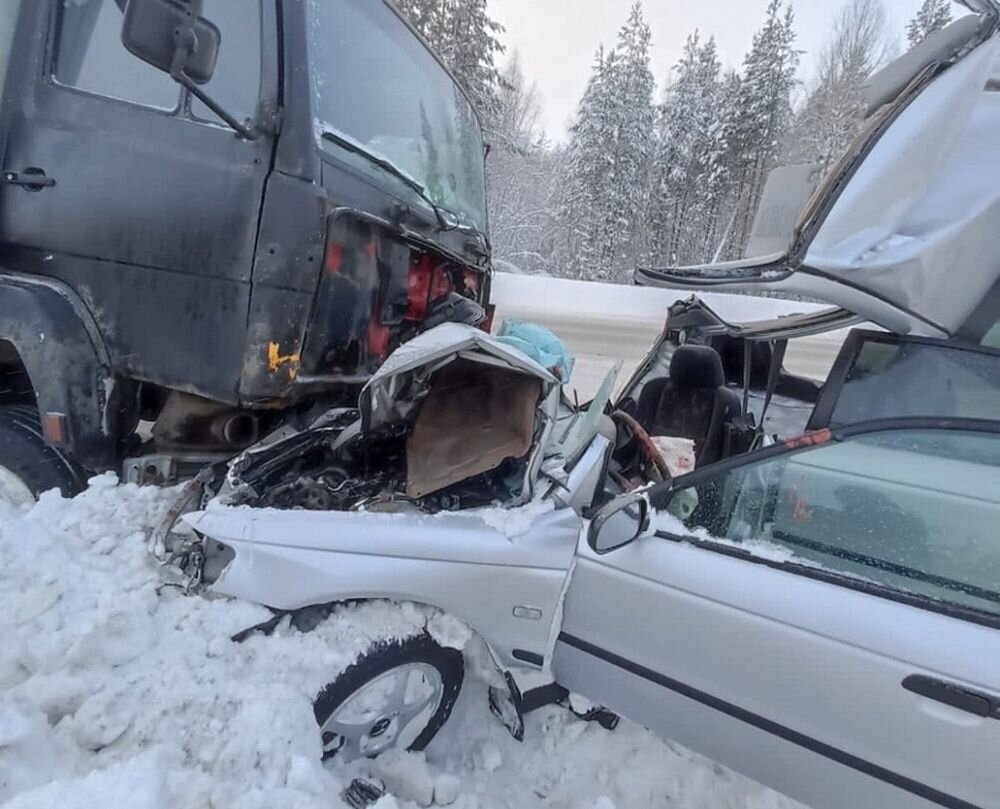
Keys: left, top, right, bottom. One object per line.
{"left": 314, "top": 632, "right": 464, "bottom": 761}
{"left": 0, "top": 405, "right": 85, "bottom": 505}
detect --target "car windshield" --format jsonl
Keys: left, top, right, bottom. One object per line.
{"left": 307, "top": 0, "right": 487, "bottom": 232}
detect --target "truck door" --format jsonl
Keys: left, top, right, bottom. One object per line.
{"left": 556, "top": 421, "right": 1000, "bottom": 809}
{"left": 0, "top": 0, "right": 274, "bottom": 402}
{"left": 0, "top": 0, "right": 25, "bottom": 201}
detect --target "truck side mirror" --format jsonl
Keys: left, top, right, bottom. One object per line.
{"left": 121, "top": 0, "right": 220, "bottom": 85}
{"left": 121, "top": 0, "right": 258, "bottom": 139}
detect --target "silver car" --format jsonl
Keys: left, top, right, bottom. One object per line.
{"left": 161, "top": 10, "right": 1000, "bottom": 809}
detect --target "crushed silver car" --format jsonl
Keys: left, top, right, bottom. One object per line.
{"left": 157, "top": 9, "right": 1000, "bottom": 809}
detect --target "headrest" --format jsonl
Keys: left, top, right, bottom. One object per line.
{"left": 669, "top": 344, "right": 726, "bottom": 389}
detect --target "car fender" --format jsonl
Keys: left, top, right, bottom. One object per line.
{"left": 0, "top": 272, "right": 117, "bottom": 469}
{"left": 184, "top": 502, "right": 582, "bottom": 671}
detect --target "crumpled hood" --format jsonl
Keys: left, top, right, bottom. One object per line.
{"left": 359, "top": 322, "right": 558, "bottom": 433}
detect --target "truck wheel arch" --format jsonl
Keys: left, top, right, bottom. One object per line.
{"left": 0, "top": 272, "right": 119, "bottom": 471}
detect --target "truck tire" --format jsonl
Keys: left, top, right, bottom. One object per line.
{"left": 0, "top": 405, "right": 85, "bottom": 505}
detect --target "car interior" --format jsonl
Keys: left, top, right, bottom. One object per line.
{"left": 633, "top": 345, "right": 742, "bottom": 468}
{"left": 609, "top": 330, "right": 825, "bottom": 491}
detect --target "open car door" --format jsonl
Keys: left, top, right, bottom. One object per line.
{"left": 637, "top": 8, "right": 1000, "bottom": 343}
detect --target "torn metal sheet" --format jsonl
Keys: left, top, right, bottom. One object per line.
{"left": 406, "top": 361, "right": 542, "bottom": 498}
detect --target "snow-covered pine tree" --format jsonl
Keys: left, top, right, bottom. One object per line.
{"left": 907, "top": 0, "right": 953, "bottom": 48}
{"left": 559, "top": 4, "right": 655, "bottom": 281}
{"left": 705, "top": 69, "right": 746, "bottom": 262}
{"left": 646, "top": 34, "right": 699, "bottom": 266}
{"left": 599, "top": 3, "right": 656, "bottom": 277}
{"left": 646, "top": 33, "right": 727, "bottom": 266}
{"left": 486, "top": 54, "right": 561, "bottom": 274}
{"left": 724, "top": 0, "right": 800, "bottom": 258}
{"left": 558, "top": 47, "right": 615, "bottom": 279}
{"left": 394, "top": 0, "right": 506, "bottom": 123}
{"left": 787, "top": 0, "right": 895, "bottom": 170}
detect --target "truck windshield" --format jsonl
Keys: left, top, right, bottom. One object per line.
{"left": 308, "top": 0, "right": 487, "bottom": 233}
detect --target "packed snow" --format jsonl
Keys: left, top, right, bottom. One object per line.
{"left": 490, "top": 271, "right": 823, "bottom": 325}
{"left": 0, "top": 477, "right": 804, "bottom": 809}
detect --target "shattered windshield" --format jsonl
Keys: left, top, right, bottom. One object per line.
{"left": 308, "top": 0, "right": 488, "bottom": 232}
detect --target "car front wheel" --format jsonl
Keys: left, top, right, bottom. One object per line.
{"left": 314, "top": 632, "right": 464, "bottom": 761}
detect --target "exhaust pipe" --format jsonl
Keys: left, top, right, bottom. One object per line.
{"left": 212, "top": 413, "right": 260, "bottom": 448}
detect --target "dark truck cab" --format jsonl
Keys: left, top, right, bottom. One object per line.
{"left": 0, "top": 0, "right": 491, "bottom": 496}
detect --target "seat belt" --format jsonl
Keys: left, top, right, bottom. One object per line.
{"left": 758, "top": 339, "right": 788, "bottom": 440}
{"left": 741, "top": 343, "right": 752, "bottom": 418}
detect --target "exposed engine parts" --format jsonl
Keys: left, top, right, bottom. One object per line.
{"left": 208, "top": 326, "right": 563, "bottom": 517}
{"left": 226, "top": 425, "right": 530, "bottom": 515}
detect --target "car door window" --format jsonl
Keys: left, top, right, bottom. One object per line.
{"left": 190, "top": 0, "right": 261, "bottom": 126}
{"left": 53, "top": 0, "right": 180, "bottom": 110}
{"left": 659, "top": 427, "right": 1000, "bottom": 619}
{"left": 0, "top": 0, "right": 22, "bottom": 99}
{"left": 828, "top": 337, "right": 1000, "bottom": 425}
{"left": 983, "top": 317, "right": 1000, "bottom": 349}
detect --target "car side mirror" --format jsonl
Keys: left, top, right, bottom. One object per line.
{"left": 121, "top": 0, "right": 259, "bottom": 140}
{"left": 588, "top": 494, "right": 650, "bottom": 555}
{"left": 121, "top": 0, "right": 220, "bottom": 84}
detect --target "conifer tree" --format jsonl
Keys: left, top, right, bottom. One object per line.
{"left": 907, "top": 0, "right": 953, "bottom": 48}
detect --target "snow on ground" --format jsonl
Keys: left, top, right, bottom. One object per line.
{"left": 0, "top": 477, "right": 804, "bottom": 809}
{"left": 489, "top": 271, "right": 824, "bottom": 324}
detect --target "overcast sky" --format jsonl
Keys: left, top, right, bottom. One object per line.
{"left": 489, "top": 0, "right": 927, "bottom": 142}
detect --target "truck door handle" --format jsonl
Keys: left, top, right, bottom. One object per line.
{"left": 903, "top": 675, "right": 1000, "bottom": 719}
{"left": 2, "top": 168, "right": 56, "bottom": 190}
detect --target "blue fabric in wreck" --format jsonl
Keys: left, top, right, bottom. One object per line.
{"left": 496, "top": 319, "right": 575, "bottom": 382}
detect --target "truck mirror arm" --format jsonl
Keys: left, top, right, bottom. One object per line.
{"left": 178, "top": 73, "right": 260, "bottom": 141}
{"left": 169, "top": 12, "right": 260, "bottom": 141}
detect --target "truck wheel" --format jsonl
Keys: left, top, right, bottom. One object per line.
{"left": 0, "top": 405, "right": 85, "bottom": 505}
{"left": 314, "top": 633, "right": 464, "bottom": 761}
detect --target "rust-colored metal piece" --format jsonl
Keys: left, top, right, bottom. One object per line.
{"left": 783, "top": 429, "right": 833, "bottom": 450}
{"left": 42, "top": 412, "right": 68, "bottom": 446}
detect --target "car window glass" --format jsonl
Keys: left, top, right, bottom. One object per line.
{"left": 309, "top": 0, "right": 488, "bottom": 231}
{"left": 190, "top": 0, "right": 261, "bottom": 125}
{"left": 659, "top": 429, "right": 1000, "bottom": 619}
{"left": 830, "top": 339, "right": 1000, "bottom": 426}
{"left": 983, "top": 318, "right": 1000, "bottom": 349}
{"left": 53, "top": 0, "right": 179, "bottom": 110}
{"left": 0, "top": 0, "right": 22, "bottom": 99}
{"left": 559, "top": 362, "right": 622, "bottom": 468}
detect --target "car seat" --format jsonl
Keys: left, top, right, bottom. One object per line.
{"left": 637, "top": 345, "right": 742, "bottom": 467}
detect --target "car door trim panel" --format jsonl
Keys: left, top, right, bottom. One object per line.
{"left": 557, "top": 631, "right": 984, "bottom": 809}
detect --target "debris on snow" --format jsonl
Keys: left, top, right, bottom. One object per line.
{"left": 374, "top": 749, "right": 436, "bottom": 807}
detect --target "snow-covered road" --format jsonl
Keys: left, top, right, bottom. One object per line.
{"left": 492, "top": 273, "right": 846, "bottom": 399}
{"left": 0, "top": 276, "right": 823, "bottom": 809}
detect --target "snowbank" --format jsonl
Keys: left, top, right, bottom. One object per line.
{"left": 491, "top": 271, "right": 823, "bottom": 324}
{"left": 0, "top": 478, "right": 802, "bottom": 809}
